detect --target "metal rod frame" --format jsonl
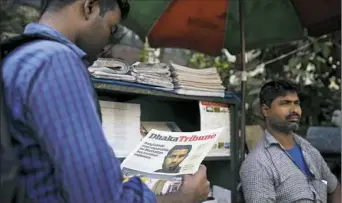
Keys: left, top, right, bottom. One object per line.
{"left": 238, "top": 0, "right": 247, "bottom": 166}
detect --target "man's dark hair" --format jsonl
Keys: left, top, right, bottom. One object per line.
{"left": 41, "top": 0, "right": 129, "bottom": 19}
{"left": 167, "top": 145, "right": 192, "bottom": 156}
{"left": 259, "top": 80, "right": 298, "bottom": 107}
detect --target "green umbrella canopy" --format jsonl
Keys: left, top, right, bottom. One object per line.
{"left": 122, "top": 0, "right": 340, "bottom": 55}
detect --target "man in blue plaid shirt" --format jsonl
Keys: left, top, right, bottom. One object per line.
{"left": 1, "top": 0, "right": 210, "bottom": 202}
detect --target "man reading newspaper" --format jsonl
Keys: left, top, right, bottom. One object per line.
{"left": 1, "top": 0, "right": 210, "bottom": 202}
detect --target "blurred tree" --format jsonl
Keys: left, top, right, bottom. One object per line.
{"left": 186, "top": 51, "right": 231, "bottom": 87}
{"left": 259, "top": 34, "right": 341, "bottom": 129}
{"left": 187, "top": 34, "right": 341, "bottom": 130}
{"left": 0, "top": 3, "right": 40, "bottom": 40}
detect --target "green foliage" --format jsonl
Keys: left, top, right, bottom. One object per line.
{"left": 247, "top": 35, "right": 341, "bottom": 128}
{"left": 186, "top": 51, "right": 231, "bottom": 87}
{"left": 187, "top": 52, "right": 229, "bottom": 70}
{"left": 0, "top": 4, "right": 40, "bottom": 39}
{"left": 186, "top": 35, "right": 340, "bottom": 129}
{"left": 139, "top": 47, "right": 149, "bottom": 63}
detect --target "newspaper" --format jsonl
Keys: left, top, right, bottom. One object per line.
{"left": 121, "top": 128, "right": 224, "bottom": 195}
{"left": 200, "top": 101, "right": 231, "bottom": 156}
{"left": 140, "top": 121, "right": 182, "bottom": 137}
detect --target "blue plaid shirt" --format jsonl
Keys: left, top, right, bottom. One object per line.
{"left": 2, "top": 23, "right": 157, "bottom": 203}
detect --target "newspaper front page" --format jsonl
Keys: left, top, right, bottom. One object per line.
{"left": 121, "top": 128, "right": 224, "bottom": 195}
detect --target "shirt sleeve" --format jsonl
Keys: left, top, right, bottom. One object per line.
{"left": 27, "top": 50, "right": 157, "bottom": 203}
{"left": 316, "top": 151, "right": 338, "bottom": 194}
{"left": 240, "top": 158, "right": 276, "bottom": 203}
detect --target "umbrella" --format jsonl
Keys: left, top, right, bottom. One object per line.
{"left": 122, "top": 0, "right": 340, "bottom": 56}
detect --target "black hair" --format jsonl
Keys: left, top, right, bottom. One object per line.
{"left": 167, "top": 145, "right": 192, "bottom": 156}
{"left": 259, "top": 80, "right": 298, "bottom": 107}
{"left": 41, "top": 0, "right": 129, "bottom": 19}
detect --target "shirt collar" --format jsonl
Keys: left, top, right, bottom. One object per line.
{"left": 263, "top": 130, "right": 305, "bottom": 148}
{"left": 264, "top": 130, "right": 279, "bottom": 148}
{"left": 24, "top": 23, "right": 87, "bottom": 59}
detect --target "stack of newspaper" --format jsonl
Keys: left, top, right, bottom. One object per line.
{"left": 88, "top": 58, "right": 136, "bottom": 82}
{"left": 121, "top": 128, "right": 224, "bottom": 196}
{"left": 130, "top": 62, "right": 174, "bottom": 90}
{"left": 170, "top": 62, "right": 226, "bottom": 97}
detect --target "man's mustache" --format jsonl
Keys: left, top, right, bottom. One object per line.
{"left": 286, "top": 112, "right": 300, "bottom": 120}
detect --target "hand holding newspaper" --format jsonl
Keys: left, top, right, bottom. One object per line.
{"left": 121, "top": 127, "right": 224, "bottom": 196}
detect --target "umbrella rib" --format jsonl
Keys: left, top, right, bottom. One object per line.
{"left": 263, "top": 35, "right": 328, "bottom": 66}
{"left": 221, "top": 0, "right": 230, "bottom": 53}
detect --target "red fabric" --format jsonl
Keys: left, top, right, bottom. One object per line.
{"left": 148, "top": 0, "right": 228, "bottom": 55}
{"left": 291, "top": 0, "right": 341, "bottom": 36}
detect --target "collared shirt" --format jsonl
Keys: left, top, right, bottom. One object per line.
{"left": 2, "top": 23, "right": 157, "bottom": 203}
{"left": 240, "top": 130, "right": 338, "bottom": 203}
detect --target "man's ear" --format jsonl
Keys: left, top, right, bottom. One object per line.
{"left": 83, "top": 0, "right": 100, "bottom": 20}
{"left": 261, "top": 104, "right": 270, "bottom": 118}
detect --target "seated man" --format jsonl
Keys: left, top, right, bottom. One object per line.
{"left": 240, "top": 80, "right": 341, "bottom": 203}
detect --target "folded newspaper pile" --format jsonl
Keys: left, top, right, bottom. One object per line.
{"left": 88, "top": 58, "right": 136, "bottom": 82}
{"left": 130, "top": 62, "right": 174, "bottom": 90}
{"left": 121, "top": 128, "right": 224, "bottom": 196}
{"left": 170, "top": 62, "right": 226, "bottom": 97}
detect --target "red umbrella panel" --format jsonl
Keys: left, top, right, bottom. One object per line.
{"left": 149, "top": 0, "right": 228, "bottom": 56}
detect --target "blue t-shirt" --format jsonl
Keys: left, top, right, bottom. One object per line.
{"left": 286, "top": 144, "right": 312, "bottom": 177}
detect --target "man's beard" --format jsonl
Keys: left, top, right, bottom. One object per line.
{"left": 162, "top": 162, "right": 180, "bottom": 173}
{"left": 268, "top": 114, "right": 300, "bottom": 134}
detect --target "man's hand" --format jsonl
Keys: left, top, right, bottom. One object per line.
{"left": 156, "top": 164, "right": 210, "bottom": 203}
{"left": 329, "top": 183, "right": 341, "bottom": 203}
{"left": 180, "top": 164, "right": 210, "bottom": 202}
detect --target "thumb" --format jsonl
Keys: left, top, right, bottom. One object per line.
{"left": 194, "top": 164, "right": 207, "bottom": 178}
